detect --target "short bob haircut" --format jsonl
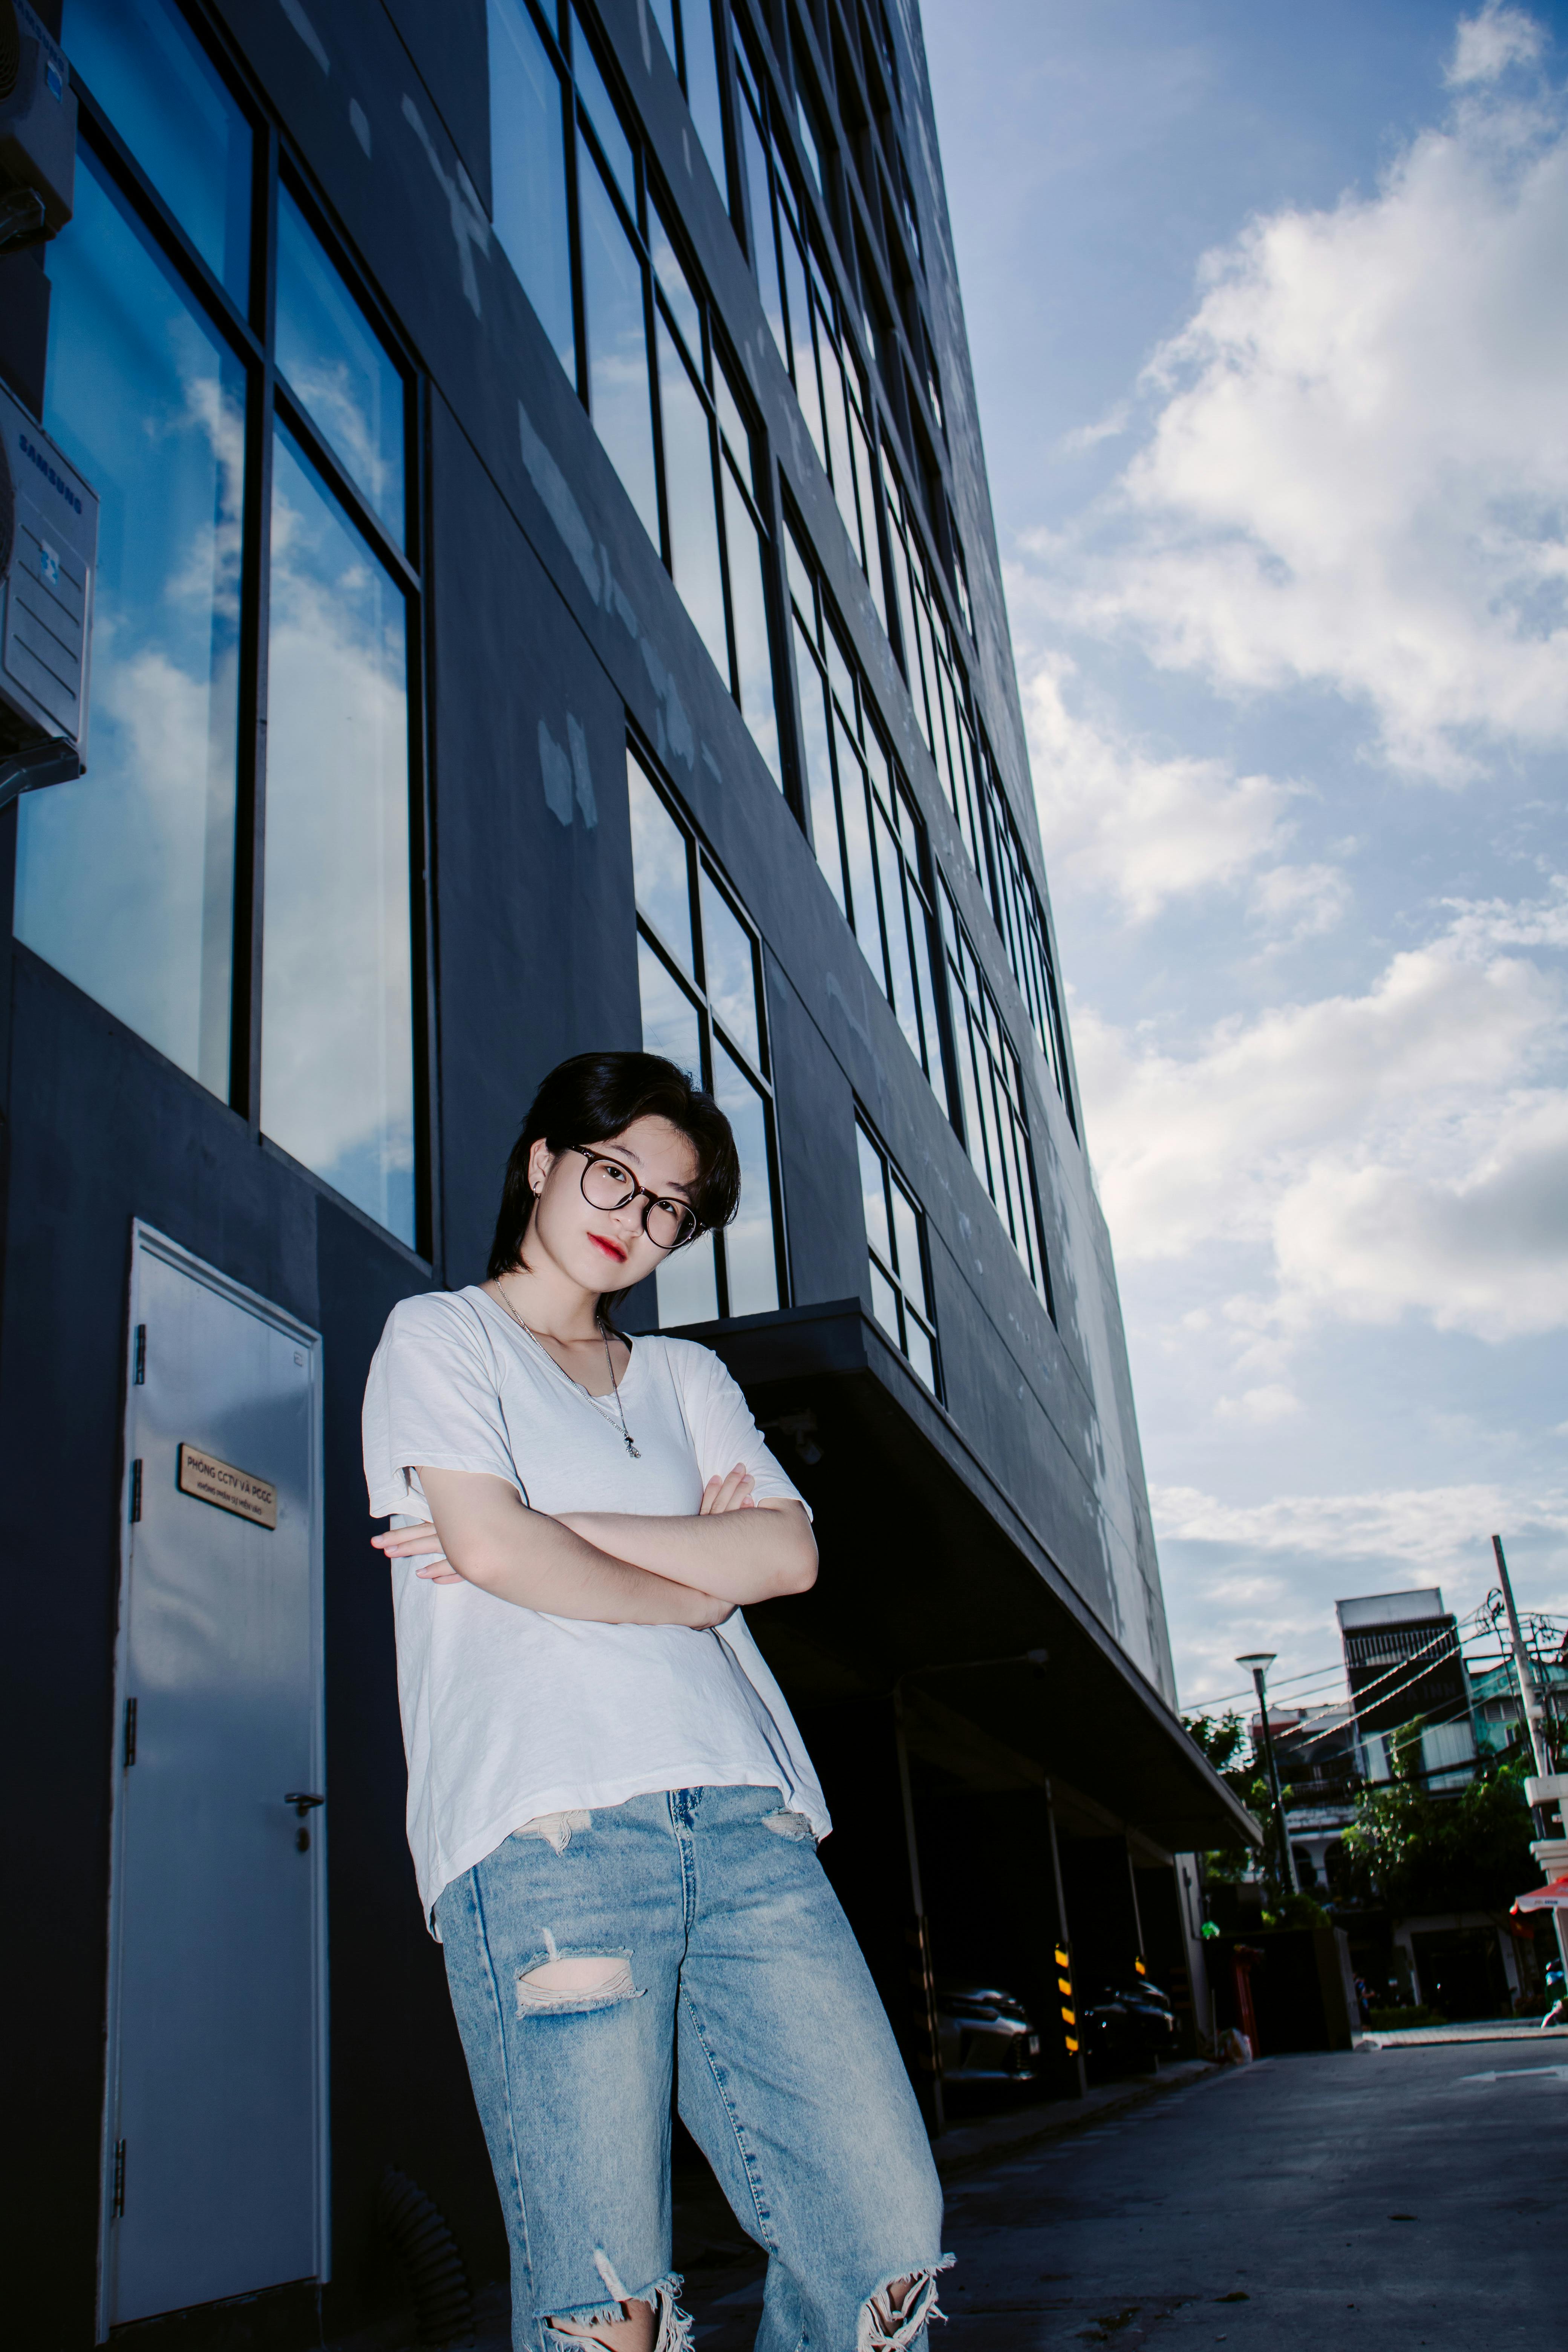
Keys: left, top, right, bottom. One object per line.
{"left": 487, "top": 1051, "right": 741, "bottom": 1305}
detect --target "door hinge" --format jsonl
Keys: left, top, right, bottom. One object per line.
{"left": 132, "top": 1323, "right": 146, "bottom": 1385}
{"left": 123, "top": 1697, "right": 137, "bottom": 1768}
{"left": 111, "top": 2138, "right": 126, "bottom": 2219}
{"left": 129, "top": 1460, "right": 142, "bottom": 1523}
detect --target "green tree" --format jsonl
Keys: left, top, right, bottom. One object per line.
{"left": 1184, "top": 1710, "right": 1269, "bottom": 1883}
{"left": 1341, "top": 1742, "right": 1536, "bottom": 1916}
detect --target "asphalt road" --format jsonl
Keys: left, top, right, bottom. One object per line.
{"left": 936, "top": 2047, "right": 1565, "bottom": 2350}
{"left": 677, "top": 2045, "right": 1565, "bottom": 2351}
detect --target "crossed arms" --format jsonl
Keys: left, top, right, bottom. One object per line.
{"left": 372, "top": 1462, "right": 818, "bottom": 1630}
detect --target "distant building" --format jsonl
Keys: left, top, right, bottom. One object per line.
{"left": 1336, "top": 1588, "right": 1477, "bottom": 1790}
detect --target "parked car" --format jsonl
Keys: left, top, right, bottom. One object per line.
{"left": 936, "top": 1984, "right": 1042, "bottom": 2079}
{"left": 1083, "top": 1974, "right": 1176, "bottom": 2070}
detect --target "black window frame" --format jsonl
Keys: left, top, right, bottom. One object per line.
{"left": 57, "top": 0, "right": 436, "bottom": 1260}
{"left": 855, "top": 1110, "right": 940, "bottom": 1397}
{"left": 627, "top": 739, "right": 792, "bottom": 1322}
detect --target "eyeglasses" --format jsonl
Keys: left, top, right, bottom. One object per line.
{"left": 570, "top": 1146, "right": 700, "bottom": 1252}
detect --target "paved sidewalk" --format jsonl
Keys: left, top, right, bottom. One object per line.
{"left": 1357, "top": 2017, "right": 1568, "bottom": 2049}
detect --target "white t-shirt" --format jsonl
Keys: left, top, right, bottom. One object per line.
{"left": 363, "top": 1285, "right": 830, "bottom": 1931}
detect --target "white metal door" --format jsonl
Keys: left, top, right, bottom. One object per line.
{"left": 100, "top": 1224, "right": 327, "bottom": 2334}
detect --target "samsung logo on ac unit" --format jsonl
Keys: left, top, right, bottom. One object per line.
{"left": 17, "top": 430, "right": 84, "bottom": 514}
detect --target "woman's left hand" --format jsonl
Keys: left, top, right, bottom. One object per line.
{"left": 371, "top": 1522, "right": 465, "bottom": 1583}
{"left": 698, "top": 1464, "right": 757, "bottom": 1516}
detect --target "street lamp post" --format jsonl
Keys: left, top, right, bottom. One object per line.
{"left": 1236, "top": 1652, "right": 1301, "bottom": 1898}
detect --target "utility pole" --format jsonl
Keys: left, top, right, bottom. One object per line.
{"left": 1236, "top": 1652, "right": 1301, "bottom": 1896}
{"left": 1492, "top": 1534, "right": 1552, "bottom": 1776}
{"left": 1492, "top": 1535, "right": 1568, "bottom": 1985}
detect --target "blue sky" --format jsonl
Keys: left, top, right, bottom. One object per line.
{"left": 922, "top": 0, "right": 1568, "bottom": 1707}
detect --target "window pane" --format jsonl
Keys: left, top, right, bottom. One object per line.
{"left": 489, "top": 0, "right": 575, "bottom": 377}
{"left": 16, "top": 155, "right": 240, "bottom": 1094}
{"left": 891, "top": 1181, "right": 923, "bottom": 1308}
{"left": 571, "top": 11, "right": 636, "bottom": 211}
{"left": 795, "top": 92, "right": 822, "bottom": 193}
{"left": 649, "top": 0, "right": 677, "bottom": 55}
{"left": 818, "top": 325, "right": 859, "bottom": 554}
{"left": 683, "top": 0, "right": 728, "bottom": 189}
{"left": 579, "top": 145, "right": 659, "bottom": 544}
{"left": 628, "top": 758, "right": 695, "bottom": 972}
{"left": 825, "top": 618, "right": 855, "bottom": 726}
{"left": 737, "top": 91, "right": 784, "bottom": 363}
{"left": 778, "top": 218, "right": 821, "bottom": 461}
{"left": 714, "top": 353, "right": 750, "bottom": 479}
{"left": 637, "top": 935, "right": 703, "bottom": 1078}
{"left": 784, "top": 517, "right": 815, "bottom": 626}
{"left": 721, "top": 467, "right": 780, "bottom": 784}
{"left": 910, "top": 891, "right": 944, "bottom": 1095}
{"left": 262, "top": 433, "right": 413, "bottom": 1242}
{"left": 876, "top": 812, "right": 921, "bottom": 1060}
{"left": 835, "top": 714, "right": 878, "bottom": 951}
{"left": 903, "top": 1313, "right": 936, "bottom": 1393}
{"left": 868, "top": 1256, "right": 900, "bottom": 1348}
{"left": 580, "top": 148, "right": 658, "bottom": 545}
{"left": 857, "top": 1129, "right": 891, "bottom": 1265}
{"left": 794, "top": 632, "right": 842, "bottom": 913}
{"left": 699, "top": 866, "right": 760, "bottom": 1068}
{"left": 713, "top": 1043, "right": 778, "bottom": 1314}
{"left": 64, "top": 0, "right": 251, "bottom": 304}
{"left": 658, "top": 1227, "right": 718, "bottom": 1325}
{"left": 656, "top": 317, "right": 728, "bottom": 680}
{"left": 276, "top": 188, "right": 405, "bottom": 543}
{"left": 650, "top": 203, "right": 702, "bottom": 363}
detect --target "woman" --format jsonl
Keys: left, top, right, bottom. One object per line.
{"left": 363, "top": 1052, "right": 948, "bottom": 2352}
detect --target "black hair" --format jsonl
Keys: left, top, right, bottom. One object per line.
{"left": 486, "top": 1051, "right": 741, "bottom": 1313}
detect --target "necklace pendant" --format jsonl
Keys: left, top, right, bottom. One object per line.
{"left": 626, "top": 1438, "right": 640, "bottom": 1458}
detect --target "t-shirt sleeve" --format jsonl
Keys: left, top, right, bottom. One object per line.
{"left": 363, "top": 1294, "right": 522, "bottom": 1521}
{"left": 676, "top": 1342, "right": 813, "bottom": 1520}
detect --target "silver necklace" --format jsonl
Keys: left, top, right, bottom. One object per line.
{"left": 490, "top": 1282, "right": 640, "bottom": 1458}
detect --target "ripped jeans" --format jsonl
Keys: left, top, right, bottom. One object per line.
{"left": 435, "top": 1785, "right": 949, "bottom": 2352}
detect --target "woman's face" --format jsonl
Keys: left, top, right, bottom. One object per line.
{"left": 525, "top": 1115, "right": 702, "bottom": 1297}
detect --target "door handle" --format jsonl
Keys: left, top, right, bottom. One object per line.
{"left": 284, "top": 1791, "right": 325, "bottom": 1816}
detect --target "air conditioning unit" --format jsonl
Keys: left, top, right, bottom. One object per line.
{"left": 0, "top": 374, "right": 96, "bottom": 810}
{"left": 0, "top": 0, "right": 75, "bottom": 252}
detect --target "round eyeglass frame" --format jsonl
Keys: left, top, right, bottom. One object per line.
{"left": 569, "top": 1145, "right": 701, "bottom": 1252}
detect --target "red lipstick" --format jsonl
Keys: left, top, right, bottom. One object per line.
{"left": 589, "top": 1234, "right": 628, "bottom": 1262}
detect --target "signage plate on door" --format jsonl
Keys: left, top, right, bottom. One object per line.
{"left": 177, "top": 1442, "right": 278, "bottom": 1530}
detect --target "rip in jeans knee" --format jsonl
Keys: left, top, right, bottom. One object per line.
{"left": 515, "top": 1945, "right": 639, "bottom": 2015}
{"left": 544, "top": 2268, "right": 691, "bottom": 2352}
{"left": 856, "top": 2257, "right": 955, "bottom": 2352}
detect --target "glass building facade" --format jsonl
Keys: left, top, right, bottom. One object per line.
{"left": 1, "top": 4, "right": 1251, "bottom": 2343}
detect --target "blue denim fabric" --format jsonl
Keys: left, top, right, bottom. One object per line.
{"left": 435, "top": 1785, "right": 949, "bottom": 2352}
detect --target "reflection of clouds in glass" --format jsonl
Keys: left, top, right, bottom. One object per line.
{"left": 628, "top": 756, "right": 694, "bottom": 971}
{"left": 578, "top": 148, "right": 658, "bottom": 544}
{"left": 276, "top": 189, "right": 405, "bottom": 542}
{"left": 15, "top": 155, "right": 239, "bottom": 1092}
{"left": 713, "top": 1044, "right": 776, "bottom": 1315}
{"left": 260, "top": 436, "right": 414, "bottom": 1243}
{"left": 698, "top": 868, "right": 758, "bottom": 1067}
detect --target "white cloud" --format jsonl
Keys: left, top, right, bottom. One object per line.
{"left": 1022, "top": 652, "right": 1298, "bottom": 920}
{"left": 1154, "top": 1478, "right": 1568, "bottom": 1704}
{"left": 1073, "top": 885, "right": 1568, "bottom": 1337}
{"left": 1447, "top": 3, "right": 1545, "bottom": 87}
{"left": 1213, "top": 1383, "right": 1302, "bottom": 1425}
{"left": 1035, "top": 46, "right": 1568, "bottom": 776}
{"left": 1247, "top": 861, "right": 1351, "bottom": 945}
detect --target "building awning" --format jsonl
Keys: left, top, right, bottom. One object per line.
{"left": 1513, "top": 1875, "right": 1568, "bottom": 1913}
{"left": 678, "top": 1298, "right": 1260, "bottom": 1856}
